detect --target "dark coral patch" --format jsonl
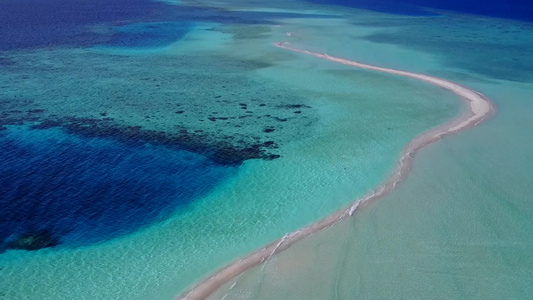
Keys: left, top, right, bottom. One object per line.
{"left": 24, "top": 116, "right": 281, "bottom": 166}
{"left": 30, "top": 119, "right": 63, "bottom": 130}
{"left": 266, "top": 154, "right": 281, "bottom": 160}
{"left": 211, "top": 143, "right": 262, "bottom": 165}
{"left": 277, "top": 104, "right": 312, "bottom": 109}
{"left": 6, "top": 230, "right": 59, "bottom": 251}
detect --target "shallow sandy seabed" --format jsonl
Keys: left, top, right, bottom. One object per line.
{"left": 3, "top": 1, "right": 532, "bottom": 299}
{"left": 194, "top": 3, "right": 533, "bottom": 300}
{"left": 179, "top": 38, "right": 495, "bottom": 299}
{"left": 209, "top": 81, "right": 533, "bottom": 300}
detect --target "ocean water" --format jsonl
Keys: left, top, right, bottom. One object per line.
{"left": 2, "top": 0, "right": 531, "bottom": 299}
{"left": 0, "top": 0, "right": 180, "bottom": 50}
{"left": 213, "top": 82, "right": 533, "bottom": 299}
{"left": 207, "top": 1, "right": 533, "bottom": 299}
{"left": 309, "top": 0, "right": 438, "bottom": 16}
{"left": 95, "top": 22, "right": 191, "bottom": 50}
{"left": 0, "top": 0, "right": 335, "bottom": 51}
{"left": 309, "top": 0, "right": 533, "bottom": 21}
{"left": 0, "top": 0, "right": 464, "bottom": 298}
{"left": 0, "top": 125, "right": 235, "bottom": 250}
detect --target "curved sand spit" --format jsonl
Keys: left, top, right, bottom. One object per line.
{"left": 178, "top": 41, "right": 495, "bottom": 300}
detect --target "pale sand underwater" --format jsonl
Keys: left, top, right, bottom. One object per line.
{"left": 197, "top": 2, "right": 533, "bottom": 299}
{"left": 0, "top": 5, "right": 462, "bottom": 299}
{"left": 208, "top": 80, "right": 533, "bottom": 300}
{"left": 180, "top": 41, "right": 495, "bottom": 300}
{"left": 2, "top": 1, "right": 531, "bottom": 299}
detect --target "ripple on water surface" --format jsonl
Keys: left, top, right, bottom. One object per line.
{"left": 0, "top": 125, "right": 236, "bottom": 252}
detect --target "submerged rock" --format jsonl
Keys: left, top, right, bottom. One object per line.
{"left": 7, "top": 230, "right": 59, "bottom": 251}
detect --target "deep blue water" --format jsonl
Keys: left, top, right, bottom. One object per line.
{"left": 310, "top": 0, "right": 533, "bottom": 21}
{"left": 0, "top": 126, "right": 235, "bottom": 249}
{"left": 0, "top": 0, "right": 185, "bottom": 50}
{"left": 312, "top": 0, "right": 438, "bottom": 16}
{"left": 97, "top": 22, "right": 190, "bottom": 50}
{"left": 0, "top": 0, "right": 340, "bottom": 252}
{"left": 0, "top": 0, "right": 341, "bottom": 51}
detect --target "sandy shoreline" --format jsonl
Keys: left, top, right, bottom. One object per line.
{"left": 177, "top": 42, "right": 496, "bottom": 300}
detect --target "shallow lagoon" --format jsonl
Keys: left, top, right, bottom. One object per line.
{"left": 205, "top": 1, "right": 533, "bottom": 299}
{"left": 1, "top": 0, "right": 531, "bottom": 299}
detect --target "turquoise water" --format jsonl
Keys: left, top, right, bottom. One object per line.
{"left": 1, "top": 0, "right": 531, "bottom": 299}
{"left": 207, "top": 1, "right": 533, "bottom": 300}
{"left": 214, "top": 82, "right": 533, "bottom": 299}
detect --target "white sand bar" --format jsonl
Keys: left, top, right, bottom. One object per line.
{"left": 177, "top": 42, "right": 496, "bottom": 300}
